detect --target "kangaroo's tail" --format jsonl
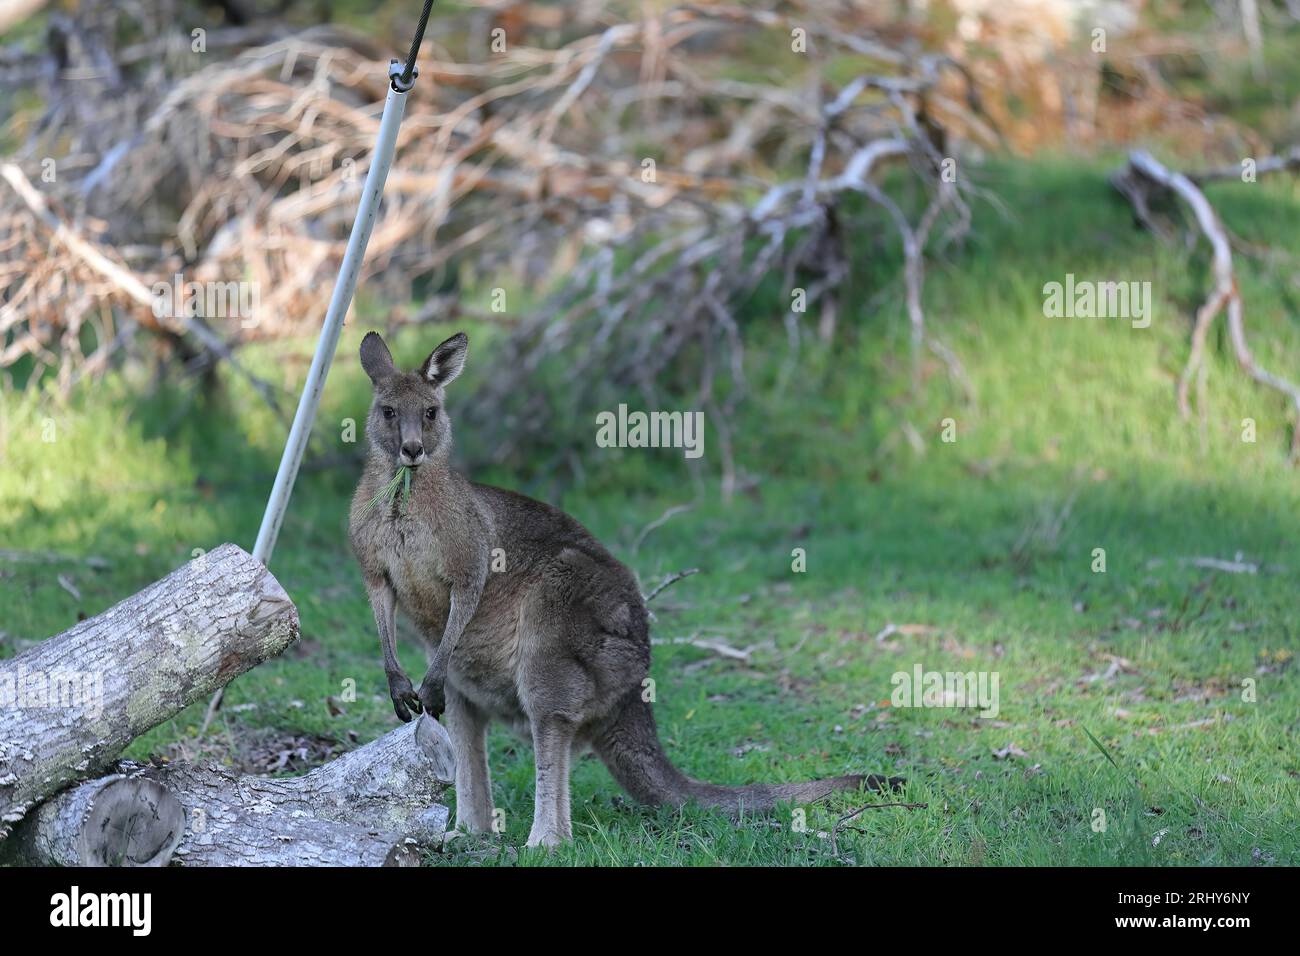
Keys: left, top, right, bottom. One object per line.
{"left": 592, "top": 691, "right": 902, "bottom": 812}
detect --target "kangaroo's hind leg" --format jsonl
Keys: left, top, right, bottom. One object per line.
{"left": 526, "top": 714, "right": 578, "bottom": 848}
{"left": 445, "top": 685, "right": 495, "bottom": 834}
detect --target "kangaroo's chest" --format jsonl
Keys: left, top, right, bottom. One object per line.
{"left": 374, "top": 519, "right": 451, "bottom": 632}
{"left": 364, "top": 507, "right": 523, "bottom": 717}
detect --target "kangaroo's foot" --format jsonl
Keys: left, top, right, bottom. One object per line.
{"left": 524, "top": 829, "right": 565, "bottom": 850}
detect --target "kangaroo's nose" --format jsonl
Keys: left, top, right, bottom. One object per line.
{"left": 400, "top": 441, "right": 424, "bottom": 463}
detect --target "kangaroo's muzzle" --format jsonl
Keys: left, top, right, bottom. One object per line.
{"left": 400, "top": 441, "right": 426, "bottom": 466}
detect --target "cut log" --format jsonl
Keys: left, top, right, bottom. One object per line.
{"left": 2, "top": 775, "right": 185, "bottom": 867}
{"left": 7, "top": 717, "right": 455, "bottom": 866}
{"left": 132, "top": 716, "right": 452, "bottom": 867}
{"left": 141, "top": 714, "right": 455, "bottom": 847}
{"left": 0, "top": 543, "right": 299, "bottom": 840}
{"left": 120, "top": 768, "right": 424, "bottom": 867}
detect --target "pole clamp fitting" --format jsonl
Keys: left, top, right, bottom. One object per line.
{"left": 389, "top": 58, "right": 417, "bottom": 93}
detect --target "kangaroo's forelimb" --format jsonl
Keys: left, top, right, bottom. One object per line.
{"left": 366, "top": 574, "right": 421, "bottom": 721}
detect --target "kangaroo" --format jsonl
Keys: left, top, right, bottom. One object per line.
{"left": 349, "top": 330, "right": 897, "bottom": 847}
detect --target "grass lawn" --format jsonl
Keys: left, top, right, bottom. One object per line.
{"left": 2, "top": 158, "right": 1297, "bottom": 865}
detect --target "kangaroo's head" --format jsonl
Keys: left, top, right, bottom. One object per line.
{"left": 359, "top": 330, "right": 468, "bottom": 469}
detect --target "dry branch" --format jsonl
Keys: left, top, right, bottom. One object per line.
{"left": 644, "top": 567, "right": 700, "bottom": 604}
{"left": 1, "top": 0, "right": 987, "bottom": 475}
{"left": 1112, "top": 149, "right": 1300, "bottom": 458}
{"left": 0, "top": 162, "right": 284, "bottom": 416}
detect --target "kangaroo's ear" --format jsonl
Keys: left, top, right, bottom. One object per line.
{"left": 420, "top": 332, "right": 468, "bottom": 387}
{"left": 360, "top": 331, "right": 395, "bottom": 384}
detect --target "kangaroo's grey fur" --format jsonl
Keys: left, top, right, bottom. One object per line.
{"left": 349, "top": 331, "right": 897, "bottom": 847}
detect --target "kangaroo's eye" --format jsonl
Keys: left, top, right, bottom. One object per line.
{"left": 381, "top": 406, "right": 395, "bottom": 420}
{"left": 426, "top": 407, "right": 438, "bottom": 421}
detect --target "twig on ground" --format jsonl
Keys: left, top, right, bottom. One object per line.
{"left": 1185, "top": 555, "right": 1258, "bottom": 574}
{"left": 874, "top": 622, "right": 940, "bottom": 644}
{"left": 830, "top": 800, "right": 929, "bottom": 855}
{"left": 651, "top": 633, "right": 753, "bottom": 661}
{"left": 643, "top": 567, "right": 700, "bottom": 604}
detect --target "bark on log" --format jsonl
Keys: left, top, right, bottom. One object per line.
{"left": 122, "top": 767, "right": 424, "bottom": 867}
{"left": 145, "top": 715, "right": 454, "bottom": 841}
{"left": 1, "top": 775, "right": 185, "bottom": 866}
{"left": 0, "top": 543, "right": 299, "bottom": 839}
{"left": 124, "top": 716, "right": 454, "bottom": 867}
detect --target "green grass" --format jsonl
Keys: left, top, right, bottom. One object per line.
{"left": 2, "top": 157, "right": 1297, "bottom": 865}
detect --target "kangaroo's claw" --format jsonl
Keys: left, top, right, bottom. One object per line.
{"left": 388, "top": 673, "right": 422, "bottom": 722}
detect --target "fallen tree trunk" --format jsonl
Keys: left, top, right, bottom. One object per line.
{"left": 0, "top": 543, "right": 299, "bottom": 839}
{"left": 4, "top": 717, "right": 455, "bottom": 867}
{"left": 135, "top": 717, "right": 453, "bottom": 867}
{"left": 118, "top": 767, "right": 424, "bottom": 867}
{"left": 137, "top": 714, "right": 456, "bottom": 857}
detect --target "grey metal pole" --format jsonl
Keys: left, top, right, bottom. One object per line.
{"left": 251, "top": 63, "right": 413, "bottom": 565}
{"left": 201, "top": 64, "right": 415, "bottom": 735}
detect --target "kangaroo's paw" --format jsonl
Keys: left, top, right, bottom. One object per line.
{"left": 387, "top": 672, "right": 422, "bottom": 722}
{"left": 417, "top": 671, "right": 446, "bottom": 719}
